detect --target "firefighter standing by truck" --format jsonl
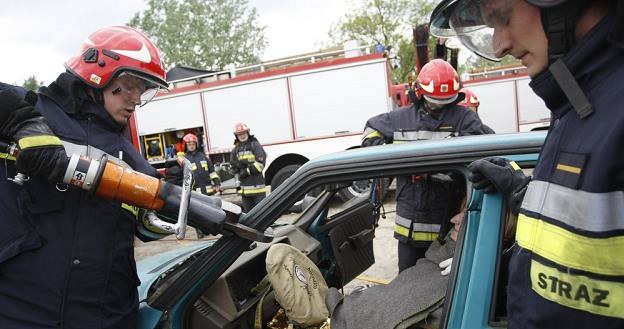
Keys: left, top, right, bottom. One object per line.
{"left": 230, "top": 122, "right": 267, "bottom": 212}
{"left": 362, "top": 59, "right": 486, "bottom": 272}
{"left": 183, "top": 133, "right": 221, "bottom": 196}
{"left": 0, "top": 26, "right": 226, "bottom": 328}
{"left": 430, "top": 0, "right": 624, "bottom": 328}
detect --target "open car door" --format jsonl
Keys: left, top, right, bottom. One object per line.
{"left": 314, "top": 191, "right": 376, "bottom": 288}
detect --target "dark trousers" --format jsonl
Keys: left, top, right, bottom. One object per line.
{"left": 398, "top": 241, "right": 429, "bottom": 273}
{"left": 241, "top": 194, "right": 266, "bottom": 213}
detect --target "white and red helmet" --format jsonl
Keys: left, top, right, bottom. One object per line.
{"left": 233, "top": 122, "right": 250, "bottom": 135}
{"left": 65, "top": 26, "right": 168, "bottom": 93}
{"left": 458, "top": 88, "right": 479, "bottom": 107}
{"left": 417, "top": 59, "right": 461, "bottom": 105}
{"left": 183, "top": 133, "right": 198, "bottom": 143}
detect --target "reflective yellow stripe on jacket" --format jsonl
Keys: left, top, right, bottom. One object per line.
{"left": 17, "top": 135, "right": 63, "bottom": 149}
{"left": 517, "top": 180, "right": 624, "bottom": 319}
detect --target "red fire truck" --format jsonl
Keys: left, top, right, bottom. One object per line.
{"left": 129, "top": 47, "right": 397, "bottom": 198}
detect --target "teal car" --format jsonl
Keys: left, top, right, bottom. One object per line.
{"left": 136, "top": 132, "right": 546, "bottom": 329}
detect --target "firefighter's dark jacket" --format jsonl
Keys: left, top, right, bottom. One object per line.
{"left": 185, "top": 149, "right": 220, "bottom": 195}
{"left": 362, "top": 101, "right": 484, "bottom": 246}
{"left": 0, "top": 73, "right": 157, "bottom": 328}
{"left": 230, "top": 136, "right": 267, "bottom": 196}
{"left": 508, "top": 15, "right": 624, "bottom": 328}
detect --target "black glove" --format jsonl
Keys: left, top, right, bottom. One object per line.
{"left": 239, "top": 166, "right": 250, "bottom": 179}
{"left": 0, "top": 89, "right": 68, "bottom": 183}
{"left": 158, "top": 182, "right": 226, "bottom": 235}
{"left": 362, "top": 136, "right": 384, "bottom": 147}
{"left": 235, "top": 161, "right": 249, "bottom": 179}
{"left": 467, "top": 157, "right": 531, "bottom": 214}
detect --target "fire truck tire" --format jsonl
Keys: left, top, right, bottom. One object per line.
{"left": 337, "top": 177, "right": 391, "bottom": 202}
{"left": 271, "top": 164, "right": 302, "bottom": 192}
{"left": 272, "top": 164, "right": 323, "bottom": 199}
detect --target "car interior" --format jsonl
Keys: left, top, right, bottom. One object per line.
{"left": 146, "top": 160, "right": 535, "bottom": 329}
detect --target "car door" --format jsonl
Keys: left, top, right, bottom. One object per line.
{"left": 316, "top": 194, "right": 376, "bottom": 288}
{"left": 441, "top": 155, "right": 538, "bottom": 329}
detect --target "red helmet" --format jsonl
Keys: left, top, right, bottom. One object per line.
{"left": 417, "top": 59, "right": 460, "bottom": 105}
{"left": 65, "top": 26, "right": 168, "bottom": 91}
{"left": 233, "top": 122, "right": 250, "bottom": 135}
{"left": 458, "top": 88, "right": 479, "bottom": 107}
{"left": 183, "top": 133, "right": 198, "bottom": 143}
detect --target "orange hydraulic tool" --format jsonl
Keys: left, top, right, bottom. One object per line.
{"left": 61, "top": 153, "right": 272, "bottom": 242}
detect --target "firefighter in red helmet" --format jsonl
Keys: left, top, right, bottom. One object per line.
{"left": 230, "top": 122, "right": 267, "bottom": 212}
{"left": 431, "top": 0, "right": 624, "bottom": 328}
{"left": 458, "top": 88, "right": 495, "bottom": 134}
{"left": 0, "top": 26, "right": 221, "bottom": 328}
{"left": 182, "top": 133, "right": 221, "bottom": 195}
{"left": 362, "top": 59, "right": 486, "bottom": 272}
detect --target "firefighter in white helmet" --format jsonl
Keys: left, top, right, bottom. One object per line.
{"left": 230, "top": 122, "right": 267, "bottom": 212}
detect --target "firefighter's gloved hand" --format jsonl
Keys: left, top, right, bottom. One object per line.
{"left": 0, "top": 89, "right": 68, "bottom": 183}
{"left": 467, "top": 157, "right": 530, "bottom": 214}
{"left": 158, "top": 182, "right": 226, "bottom": 235}
{"left": 439, "top": 258, "right": 452, "bottom": 276}
{"left": 239, "top": 167, "right": 250, "bottom": 179}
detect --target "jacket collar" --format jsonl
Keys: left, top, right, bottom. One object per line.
{"left": 529, "top": 15, "right": 615, "bottom": 118}
{"left": 39, "top": 72, "right": 124, "bottom": 132}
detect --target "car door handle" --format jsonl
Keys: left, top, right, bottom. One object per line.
{"left": 339, "top": 229, "right": 374, "bottom": 252}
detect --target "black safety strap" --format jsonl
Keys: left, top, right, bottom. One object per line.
{"left": 540, "top": 0, "right": 584, "bottom": 62}
{"left": 549, "top": 59, "right": 593, "bottom": 119}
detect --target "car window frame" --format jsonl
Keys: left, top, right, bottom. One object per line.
{"left": 145, "top": 133, "right": 546, "bottom": 325}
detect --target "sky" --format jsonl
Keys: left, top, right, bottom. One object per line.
{"left": 0, "top": 0, "right": 352, "bottom": 86}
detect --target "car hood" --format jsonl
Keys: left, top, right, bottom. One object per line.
{"left": 137, "top": 241, "right": 216, "bottom": 300}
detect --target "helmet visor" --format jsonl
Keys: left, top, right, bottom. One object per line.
{"left": 424, "top": 94, "right": 458, "bottom": 105}
{"left": 431, "top": 0, "right": 515, "bottom": 61}
{"left": 120, "top": 71, "right": 168, "bottom": 107}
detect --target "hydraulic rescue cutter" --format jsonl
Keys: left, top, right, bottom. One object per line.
{"left": 1, "top": 141, "right": 272, "bottom": 243}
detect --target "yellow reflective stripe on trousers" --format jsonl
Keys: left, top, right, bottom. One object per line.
{"left": 17, "top": 135, "right": 63, "bottom": 149}
{"left": 241, "top": 186, "right": 266, "bottom": 195}
{"left": 517, "top": 214, "right": 624, "bottom": 276}
{"left": 394, "top": 225, "right": 439, "bottom": 241}
{"left": 530, "top": 259, "right": 624, "bottom": 319}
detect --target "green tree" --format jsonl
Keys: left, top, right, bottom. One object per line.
{"left": 22, "top": 76, "right": 43, "bottom": 91}
{"left": 328, "top": 0, "right": 435, "bottom": 83}
{"left": 129, "top": 0, "right": 267, "bottom": 70}
{"left": 464, "top": 54, "right": 522, "bottom": 72}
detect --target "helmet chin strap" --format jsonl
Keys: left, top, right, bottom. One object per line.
{"left": 540, "top": 0, "right": 594, "bottom": 119}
